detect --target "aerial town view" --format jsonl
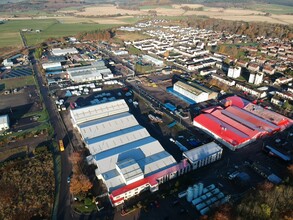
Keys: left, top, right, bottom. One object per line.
{"left": 0, "top": 0, "right": 292, "bottom": 220}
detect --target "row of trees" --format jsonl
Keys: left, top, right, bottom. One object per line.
{"left": 69, "top": 152, "right": 92, "bottom": 195}
{"left": 186, "top": 17, "right": 293, "bottom": 40}
{"left": 76, "top": 30, "right": 115, "bottom": 42}
{"left": 208, "top": 165, "right": 293, "bottom": 220}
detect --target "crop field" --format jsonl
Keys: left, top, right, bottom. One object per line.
{"left": 24, "top": 21, "right": 119, "bottom": 46}
{"left": 71, "top": 4, "right": 293, "bottom": 24}
{"left": 0, "top": 19, "right": 119, "bottom": 47}
{"left": 0, "top": 3, "right": 291, "bottom": 49}
{"left": 245, "top": 4, "right": 293, "bottom": 15}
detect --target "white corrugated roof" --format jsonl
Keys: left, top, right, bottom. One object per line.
{"left": 87, "top": 125, "right": 150, "bottom": 155}
{"left": 73, "top": 99, "right": 177, "bottom": 192}
{"left": 70, "top": 99, "right": 129, "bottom": 124}
{"left": 79, "top": 112, "right": 138, "bottom": 140}
{"left": 117, "top": 159, "right": 144, "bottom": 184}
{"left": 183, "top": 142, "right": 222, "bottom": 163}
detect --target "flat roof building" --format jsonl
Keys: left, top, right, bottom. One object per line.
{"left": 71, "top": 100, "right": 190, "bottom": 206}
{"left": 183, "top": 142, "right": 222, "bottom": 170}
{"left": 67, "top": 61, "right": 113, "bottom": 82}
{"left": 51, "top": 47, "right": 78, "bottom": 56}
{"left": 173, "top": 81, "right": 218, "bottom": 103}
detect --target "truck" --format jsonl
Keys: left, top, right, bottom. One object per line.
{"left": 59, "top": 140, "right": 65, "bottom": 152}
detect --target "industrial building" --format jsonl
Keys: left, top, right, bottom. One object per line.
{"left": 142, "top": 55, "right": 164, "bottom": 67}
{"left": 183, "top": 142, "right": 222, "bottom": 170}
{"left": 70, "top": 99, "right": 190, "bottom": 206}
{"left": 51, "top": 47, "right": 78, "bottom": 56}
{"left": 193, "top": 96, "right": 292, "bottom": 150}
{"left": 0, "top": 115, "right": 9, "bottom": 131}
{"left": 67, "top": 61, "right": 113, "bottom": 82}
{"left": 42, "top": 62, "right": 62, "bottom": 71}
{"left": 173, "top": 80, "right": 218, "bottom": 103}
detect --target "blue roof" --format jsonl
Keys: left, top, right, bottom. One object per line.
{"left": 164, "top": 102, "right": 177, "bottom": 111}
{"left": 166, "top": 87, "right": 196, "bottom": 105}
{"left": 87, "top": 125, "right": 144, "bottom": 145}
{"left": 93, "top": 136, "right": 157, "bottom": 161}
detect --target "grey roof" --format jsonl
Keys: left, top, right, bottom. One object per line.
{"left": 79, "top": 112, "right": 138, "bottom": 140}
{"left": 86, "top": 125, "right": 150, "bottom": 155}
{"left": 70, "top": 99, "right": 129, "bottom": 125}
{"left": 117, "top": 158, "right": 144, "bottom": 184}
{"left": 183, "top": 142, "right": 222, "bottom": 163}
{"left": 73, "top": 99, "right": 177, "bottom": 192}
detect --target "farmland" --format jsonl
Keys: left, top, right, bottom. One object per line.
{"left": 0, "top": 19, "right": 119, "bottom": 47}
{"left": 0, "top": 3, "right": 292, "bottom": 49}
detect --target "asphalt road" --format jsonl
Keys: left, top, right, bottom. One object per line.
{"left": 29, "top": 50, "right": 73, "bottom": 220}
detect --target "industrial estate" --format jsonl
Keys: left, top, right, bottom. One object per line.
{"left": 0, "top": 4, "right": 293, "bottom": 220}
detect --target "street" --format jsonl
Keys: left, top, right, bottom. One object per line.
{"left": 29, "top": 50, "right": 73, "bottom": 220}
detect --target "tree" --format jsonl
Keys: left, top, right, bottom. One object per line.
{"left": 70, "top": 174, "right": 93, "bottom": 195}
{"left": 34, "top": 47, "right": 42, "bottom": 60}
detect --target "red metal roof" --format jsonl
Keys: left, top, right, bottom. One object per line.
{"left": 226, "top": 106, "right": 279, "bottom": 133}
{"left": 224, "top": 96, "right": 249, "bottom": 108}
{"left": 194, "top": 113, "right": 251, "bottom": 147}
{"left": 110, "top": 159, "right": 189, "bottom": 198}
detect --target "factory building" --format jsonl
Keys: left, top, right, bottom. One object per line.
{"left": 193, "top": 96, "right": 292, "bottom": 150}
{"left": 42, "top": 62, "right": 62, "bottom": 71}
{"left": 67, "top": 61, "right": 113, "bottom": 82}
{"left": 183, "top": 142, "right": 222, "bottom": 170}
{"left": 0, "top": 115, "right": 9, "bottom": 131}
{"left": 142, "top": 55, "right": 164, "bottom": 67}
{"left": 70, "top": 99, "right": 190, "bottom": 207}
{"left": 173, "top": 81, "right": 218, "bottom": 103}
{"left": 51, "top": 47, "right": 78, "bottom": 56}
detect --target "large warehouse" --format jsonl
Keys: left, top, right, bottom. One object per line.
{"left": 173, "top": 80, "right": 218, "bottom": 103}
{"left": 193, "top": 96, "right": 292, "bottom": 150}
{"left": 70, "top": 99, "right": 190, "bottom": 206}
{"left": 67, "top": 61, "right": 113, "bottom": 82}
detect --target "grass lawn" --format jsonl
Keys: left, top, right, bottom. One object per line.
{"left": 116, "top": 31, "right": 149, "bottom": 41}
{"left": 73, "top": 200, "right": 97, "bottom": 213}
{"left": 127, "top": 45, "right": 144, "bottom": 55}
{"left": 0, "top": 75, "right": 36, "bottom": 90}
{"left": 119, "top": 16, "right": 143, "bottom": 24}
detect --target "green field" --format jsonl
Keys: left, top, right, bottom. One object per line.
{"left": 0, "top": 19, "right": 119, "bottom": 48}
{"left": 24, "top": 21, "right": 119, "bottom": 46}
{"left": 245, "top": 4, "right": 293, "bottom": 14}
{"left": 0, "top": 75, "right": 36, "bottom": 90}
